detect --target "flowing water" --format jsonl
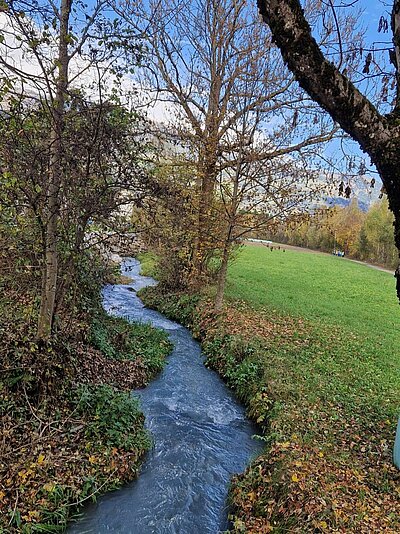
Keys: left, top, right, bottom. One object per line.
{"left": 68, "top": 258, "right": 263, "bottom": 534}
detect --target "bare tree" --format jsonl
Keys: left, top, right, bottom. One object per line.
{"left": 213, "top": 69, "right": 328, "bottom": 310}
{"left": 214, "top": 153, "right": 323, "bottom": 310}
{"left": 123, "top": 0, "right": 341, "bottom": 285}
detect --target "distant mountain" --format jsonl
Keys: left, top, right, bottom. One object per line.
{"left": 315, "top": 173, "right": 382, "bottom": 212}
{"left": 326, "top": 196, "right": 375, "bottom": 212}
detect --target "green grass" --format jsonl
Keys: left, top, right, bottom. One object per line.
{"left": 226, "top": 245, "right": 400, "bottom": 387}
{"left": 136, "top": 251, "right": 158, "bottom": 278}
{"left": 227, "top": 245, "right": 398, "bottom": 333}
{"left": 222, "top": 245, "right": 400, "bottom": 531}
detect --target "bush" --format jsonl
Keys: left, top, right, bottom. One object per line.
{"left": 90, "top": 313, "right": 172, "bottom": 377}
{"left": 139, "top": 287, "right": 200, "bottom": 328}
{"left": 204, "top": 335, "right": 265, "bottom": 401}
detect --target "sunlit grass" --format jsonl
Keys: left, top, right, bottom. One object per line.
{"left": 226, "top": 245, "right": 400, "bottom": 384}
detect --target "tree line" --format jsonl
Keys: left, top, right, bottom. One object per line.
{"left": 268, "top": 199, "right": 398, "bottom": 269}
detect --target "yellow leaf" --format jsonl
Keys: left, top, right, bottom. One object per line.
{"left": 43, "top": 483, "right": 55, "bottom": 492}
{"left": 0, "top": 491, "right": 5, "bottom": 500}
{"left": 319, "top": 520, "right": 328, "bottom": 529}
{"left": 318, "top": 452, "right": 324, "bottom": 458}
{"left": 18, "top": 470, "right": 26, "bottom": 478}
{"left": 37, "top": 453, "right": 45, "bottom": 465}
{"left": 88, "top": 455, "right": 97, "bottom": 464}
{"left": 22, "top": 510, "right": 40, "bottom": 522}
{"left": 291, "top": 473, "right": 299, "bottom": 483}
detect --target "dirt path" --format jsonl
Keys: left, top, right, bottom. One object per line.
{"left": 245, "top": 240, "right": 394, "bottom": 275}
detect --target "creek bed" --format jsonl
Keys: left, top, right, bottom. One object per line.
{"left": 68, "top": 258, "right": 263, "bottom": 533}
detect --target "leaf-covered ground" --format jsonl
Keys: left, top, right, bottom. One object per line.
{"left": 0, "top": 288, "right": 172, "bottom": 532}
{"left": 140, "top": 244, "right": 400, "bottom": 533}
{"left": 214, "top": 306, "right": 400, "bottom": 533}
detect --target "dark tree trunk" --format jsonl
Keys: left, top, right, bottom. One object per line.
{"left": 191, "top": 147, "right": 218, "bottom": 284}
{"left": 37, "top": 0, "right": 71, "bottom": 340}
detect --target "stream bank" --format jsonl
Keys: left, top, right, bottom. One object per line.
{"left": 140, "top": 271, "right": 400, "bottom": 533}
{"left": 0, "top": 260, "right": 171, "bottom": 533}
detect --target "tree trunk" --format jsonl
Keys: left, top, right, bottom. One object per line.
{"left": 37, "top": 0, "right": 71, "bottom": 340}
{"left": 214, "top": 242, "right": 230, "bottom": 312}
{"left": 37, "top": 155, "right": 59, "bottom": 339}
{"left": 191, "top": 148, "right": 218, "bottom": 284}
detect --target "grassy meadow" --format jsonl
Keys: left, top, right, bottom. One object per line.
{"left": 227, "top": 244, "right": 399, "bottom": 350}
{"left": 227, "top": 245, "right": 400, "bottom": 409}
{"left": 218, "top": 244, "right": 400, "bottom": 531}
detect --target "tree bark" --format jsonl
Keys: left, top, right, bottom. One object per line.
{"left": 37, "top": 0, "right": 71, "bottom": 340}
{"left": 191, "top": 142, "right": 219, "bottom": 282}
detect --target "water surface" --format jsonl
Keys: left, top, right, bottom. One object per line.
{"left": 69, "top": 258, "right": 262, "bottom": 533}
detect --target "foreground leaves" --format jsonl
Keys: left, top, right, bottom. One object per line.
{"left": 0, "top": 294, "right": 171, "bottom": 532}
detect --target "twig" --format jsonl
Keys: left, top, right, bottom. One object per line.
{"left": 65, "top": 470, "right": 119, "bottom": 508}
{"left": 22, "top": 385, "right": 45, "bottom": 429}
{"left": 8, "top": 489, "right": 19, "bottom": 526}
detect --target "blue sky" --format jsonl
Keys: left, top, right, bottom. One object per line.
{"left": 320, "top": 1, "right": 396, "bottom": 186}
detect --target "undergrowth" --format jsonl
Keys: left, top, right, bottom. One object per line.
{"left": 90, "top": 313, "right": 171, "bottom": 377}
{"left": 73, "top": 384, "right": 151, "bottom": 451}
{"left": 1, "top": 281, "right": 172, "bottom": 532}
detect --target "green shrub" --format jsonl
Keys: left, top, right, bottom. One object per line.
{"left": 139, "top": 287, "right": 200, "bottom": 328}
{"left": 90, "top": 313, "right": 172, "bottom": 377}
{"left": 204, "top": 335, "right": 265, "bottom": 402}
{"left": 73, "top": 384, "right": 150, "bottom": 450}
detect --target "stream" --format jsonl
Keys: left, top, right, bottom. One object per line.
{"left": 68, "top": 258, "right": 263, "bottom": 533}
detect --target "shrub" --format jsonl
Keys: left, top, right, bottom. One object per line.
{"left": 73, "top": 384, "right": 150, "bottom": 450}
{"left": 90, "top": 313, "right": 172, "bottom": 377}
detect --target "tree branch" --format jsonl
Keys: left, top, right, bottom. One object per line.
{"left": 257, "top": 0, "right": 392, "bottom": 159}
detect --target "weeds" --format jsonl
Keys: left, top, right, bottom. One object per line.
{"left": 73, "top": 384, "right": 150, "bottom": 450}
